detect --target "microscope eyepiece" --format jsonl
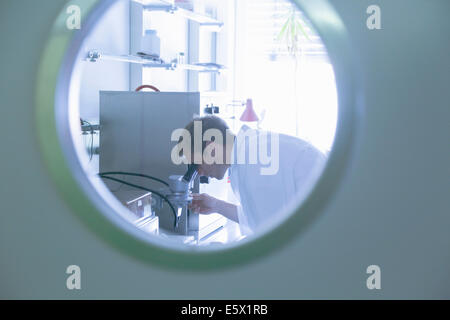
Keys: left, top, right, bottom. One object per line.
{"left": 182, "top": 164, "right": 199, "bottom": 184}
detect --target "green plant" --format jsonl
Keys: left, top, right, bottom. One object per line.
{"left": 277, "top": 5, "right": 310, "bottom": 58}
{"left": 276, "top": 4, "right": 311, "bottom": 136}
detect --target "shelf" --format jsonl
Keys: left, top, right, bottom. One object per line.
{"left": 86, "top": 51, "right": 225, "bottom": 73}
{"left": 135, "top": 0, "right": 223, "bottom": 29}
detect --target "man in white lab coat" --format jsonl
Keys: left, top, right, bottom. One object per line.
{"left": 182, "top": 116, "right": 326, "bottom": 236}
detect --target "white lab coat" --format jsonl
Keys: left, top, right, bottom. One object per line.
{"left": 229, "top": 126, "right": 326, "bottom": 235}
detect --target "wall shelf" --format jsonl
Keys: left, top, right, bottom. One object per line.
{"left": 86, "top": 51, "right": 225, "bottom": 73}
{"left": 134, "top": 0, "right": 223, "bottom": 29}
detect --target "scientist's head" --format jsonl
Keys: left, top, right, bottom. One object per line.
{"left": 182, "top": 116, "right": 235, "bottom": 180}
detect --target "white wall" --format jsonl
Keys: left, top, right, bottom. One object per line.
{"left": 78, "top": 0, "right": 131, "bottom": 122}
{"left": 142, "top": 10, "right": 189, "bottom": 91}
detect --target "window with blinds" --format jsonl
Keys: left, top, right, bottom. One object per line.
{"left": 245, "top": 0, "right": 328, "bottom": 59}
{"left": 234, "top": 0, "right": 337, "bottom": 152}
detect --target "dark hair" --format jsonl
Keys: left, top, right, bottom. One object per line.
{"left": 183, "top": 115, "right": 230, "bottom": 156}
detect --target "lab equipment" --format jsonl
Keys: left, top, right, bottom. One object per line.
{"left": 158, "top": 164, "right": 198, "bottom": 230}
{"left": 99, "top": 91, "right": 226, "bottom": 240}
{"left": 182, "top": 164, "right": 199, "bottom": 184}
{"left": 177, "top": 52, "right": 186, "bottom": 64}
{"left": 156, "top": 175, "right": 194, "bottom": 230}
{"left": 204, "top": 104, "right": 220, "bottom": 115}
{"left": 111, "top": 190, "right": 159, "bottom": 235}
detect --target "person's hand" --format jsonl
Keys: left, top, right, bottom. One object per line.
{"left": 189, "top": 194, "right": 221, "bottom": 215}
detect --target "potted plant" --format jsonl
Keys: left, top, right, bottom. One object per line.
{"left": 277, "top": 4, "right": 311, "bottom": 136}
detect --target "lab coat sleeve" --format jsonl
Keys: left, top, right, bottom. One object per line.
{"left": 236, "top": 203, "right": 253, "bottom": 236}
{"left": 293, "top": 146, "right": 326, "bottom": 200}
{"left": 228, "top": 164, "right": 254, "bottom": 236}
{"left": 234, "top": 162, "right": 257, "bottom": 236}
{"left": 237, "top": 159, "right": 284, "bottom": 235}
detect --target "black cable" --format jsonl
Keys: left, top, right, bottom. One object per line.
{"left": 99, "top": 172, "right": 169, "bottom": 187}
{"left": 99, "top": 175, "right": 178, "bottom": 228}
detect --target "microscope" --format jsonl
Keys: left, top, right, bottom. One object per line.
{"left": 154, "top": 164, "right": 197, "bottom": 234}
{"left": 155, "top": 164, "right": 226, "bottom": 240}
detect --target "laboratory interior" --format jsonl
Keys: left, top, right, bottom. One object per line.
{"left": 74, "top": 0, "right": 337, "bottom": 246}
{"left": 2, "top": 0, "right": 450, "bottom": 299}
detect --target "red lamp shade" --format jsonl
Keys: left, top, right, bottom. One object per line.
{"left": 240, "top": 99, "right": 259, "bottom": 122}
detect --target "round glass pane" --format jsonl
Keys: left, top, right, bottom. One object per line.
{"left": 36, "top": 0, "right": 361, "bottom": 269}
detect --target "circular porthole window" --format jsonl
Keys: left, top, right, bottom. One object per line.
{"left": 35, "top": 0, "right": 362, "bottom": 269}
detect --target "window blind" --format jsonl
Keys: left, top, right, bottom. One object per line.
{"left": 245, "top": 0, "right": 327, "bottom": 58}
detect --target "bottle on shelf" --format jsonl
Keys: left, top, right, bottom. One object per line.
{"left": 140, "top": 29, "right": 161, "bottom": 58}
